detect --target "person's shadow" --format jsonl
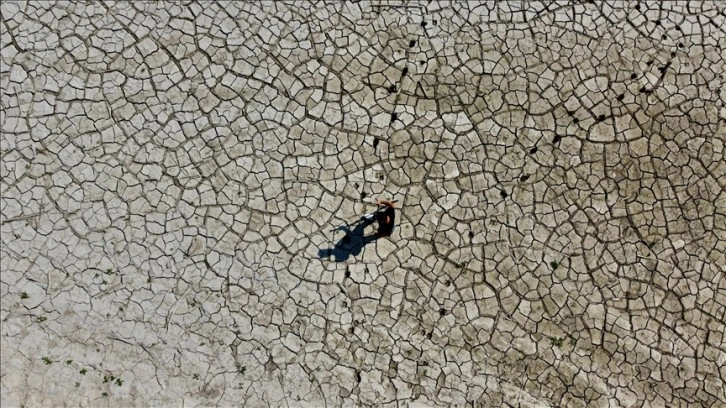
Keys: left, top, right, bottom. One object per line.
{"left": 318, "top": 216, "right": 379, "bottom": 262}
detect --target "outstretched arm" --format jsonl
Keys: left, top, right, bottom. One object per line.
{"left": 376, "top": 198, "right": 396, "bottom": 208}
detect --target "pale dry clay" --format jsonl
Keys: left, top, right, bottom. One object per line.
{"left": 1, "top": 1, "right": 725, "bottom": 407}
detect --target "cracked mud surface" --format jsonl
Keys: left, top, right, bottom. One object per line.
{"left": 1, "top": 1, "right": 725, "bottom": 407}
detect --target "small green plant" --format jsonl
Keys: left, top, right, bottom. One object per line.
{"left": 236, "top": 363, "right": 246, "bottom": 374}
{"left": 20, "top": 292, "right": 29, "bottom": 299}
{"left": 115, "top": 378, "right": 123, "bottom": 387}
{"left": 37, "top": 316, "right": 47, "bottom": 323}
{"left": 103, "top": 375, "right": 116, "bottom": 384}
{"left": 550, "top": 336, "right": 564, "bottom": 347}
{"left": 550, "top": 260, "right": 559, "bottom": 270}
{"left": 101, "top": 392, "right": 109, "bottom": 397}
{"left": 193, "top": 373, "right": 200, "bottom": 380}
{"left": 42, "top": 357, "right": 53, "bottom": 365}
{"left": 80, "top": 368, "right": 87, "bottom": 375}
{"left": 75, "top": 381, "right": 80, "bottom": 388}
{"left": 66, "top": 359, "right": 73, "bottom": 365}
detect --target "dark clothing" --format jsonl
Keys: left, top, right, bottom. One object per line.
{"left": 376, "top": 206, "right": 396, "bottom": 237}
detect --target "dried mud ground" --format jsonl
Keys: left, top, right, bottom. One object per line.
{"left": 1, "top": 1, "right": 725, "bottom": 407}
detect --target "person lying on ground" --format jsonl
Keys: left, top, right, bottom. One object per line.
{"left": 361, "top": 198, "right": 396, "bottom": 238}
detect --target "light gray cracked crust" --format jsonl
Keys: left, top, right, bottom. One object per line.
{"left": 1, "top": 1, "right": 725, "bottom": 407}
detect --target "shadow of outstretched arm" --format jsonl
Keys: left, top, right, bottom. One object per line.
{"left": 318, "top": 218, "right": 378, "bottom": 262}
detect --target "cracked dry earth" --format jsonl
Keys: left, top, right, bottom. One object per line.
{"left": 1, "top": 1, "right": 725, "bottom": 407}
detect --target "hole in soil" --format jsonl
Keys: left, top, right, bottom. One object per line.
{"left": 361, "top": 191, "right": 367, "bottom": 199}
{"left": 421, "top": 20, "right": 427, "bottom": 27}
{"left": 402, "top": 66, "right": 409, "bottom": 76}
{"left": 373, "top": 138, "right": 379, "bottom": 148}
{"left": 631, "top": 73, "right": 638, "bottom": 79}
{"left": 439, "top": 308, "right": 446, "bottom": 316}
{"left": 520, "top": 174, "right": 530, "bottom": 182}
{"left": 617, "top": 94, "right": 625, "bottom": 101}
{"left": 469, "top": 231, "right": 474, "bottom": 238}
{"left": 553, "top": 134, "right": 562, "bottom": 143}
{"left": 597, "top": 114, "right": 605, "bottom": 122}
{"left": 391, "top": 112, "right": 397, "bottom": 122}
{"left": 388, "top": 84, "right": 397, "bottom": 93}
{"left": 530, "top": 146, "right": 538, "bottom": 154}
{"left": 500, "top": 190, "right": 508, "bottom": 199}
{"left": 409, "top": 40, "right": 416, "bottom": 47}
